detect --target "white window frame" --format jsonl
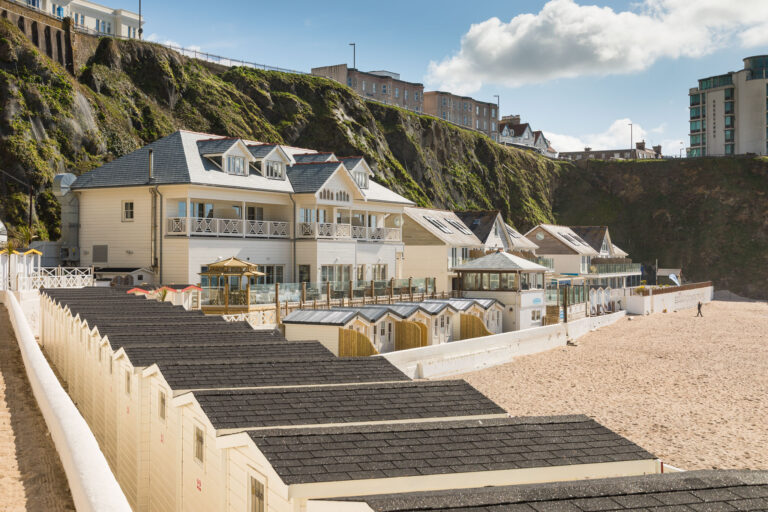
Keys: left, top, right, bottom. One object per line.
{"left": 226, "top": 155, "right": 247, "bottom": 176}
{"left": 122, "top": 201, "right": 134, "bottom": 222}
{"left": 264, "top": 160, "right": 284, "bottom": 180}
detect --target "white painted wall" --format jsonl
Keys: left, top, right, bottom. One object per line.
{"left": 402, "top": 245, "right": 451, "bottom": 292}
{"left": 381, "top": 311, "right": 626, "bottom": 379}
{"left": 624, "top": 286, "right": 714, "bottom": 315}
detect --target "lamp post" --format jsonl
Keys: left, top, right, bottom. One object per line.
{"left": 493, "top": 94, "right": 500, "bottom": 141}
{"left": 138, "top": 0, "right": 142, "bottom": 39}
{"left": 628, "top": 122, "right": 633, "bottom": 155}
{"left": 679, "top": 141, "right": 684, "bottom": 158}
{"left": 349, "top": 43, "right": 356, "bottom": 69}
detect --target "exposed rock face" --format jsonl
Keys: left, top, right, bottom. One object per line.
{"left": 0, "top": 19, "right": 765, "bottom": 298}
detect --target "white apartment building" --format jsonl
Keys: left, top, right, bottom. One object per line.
{"left": 59, "top": 130, "right": 412, "bottom": 285}
{"left": 26, "top": 0, "right": 141, "bottom": 37}
{"left": 688, "top": 55, "right": 768, "bottom": 157}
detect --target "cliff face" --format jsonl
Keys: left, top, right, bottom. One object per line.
{"left": 552, "top": 158, "right": 768, "bottom": 299}
{"left": 0, "top": 20, "right": 766, "bottom": 298}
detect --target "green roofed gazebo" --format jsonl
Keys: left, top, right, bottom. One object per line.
{"left": 199, "top": 257, "right": 265, "bottom": 314}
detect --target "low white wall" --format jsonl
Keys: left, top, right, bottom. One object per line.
{"left": 624, "top": 286, "right": 714, "bottom": 315}
{"left": 0, "top": 291, "right": 132, "bottom": 512}
{"left": 381, "top": 311, "right": 626, "bottom": 379}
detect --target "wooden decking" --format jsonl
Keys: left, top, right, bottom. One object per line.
{"left": 0, "top": 305, "right": 74, "bottom": 511}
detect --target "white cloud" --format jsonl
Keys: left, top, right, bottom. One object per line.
{"left": 546, "top": 118, "right": 683, "bottom": 155}
{"left": 427, "top": 0, "right": 768, "bottom": 93}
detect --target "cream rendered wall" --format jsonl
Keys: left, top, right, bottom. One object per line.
{"left": 463, "top": 290, "right": 545, "bottom": 332}
{"left": 161, "top": 237, "right": 190, "bottom": 285}
{"left": 147, "top": 376, "right": 177, "bottom": 512}
{"left": 549, "top": 254, "right": 582, "bottom": 275}
{"left": 284, "top": 324, "right": 341, "bottom": 355}
{"left": 734, "top": 73, "right": 767, "bottom": 154}
{"left": 225, "top": 442, "right": 291, "bottom": 512}
{"left": 79, "top": 188, "right": 153, "bottom": 269}
{"left": 402, "top": 245, "right": 450, "bottom": 292}
{"left": 185, "top": 238, "right": 292, "bottom": 284}
{"left": 179, "top": 405, "right": 226, "bottom": 512}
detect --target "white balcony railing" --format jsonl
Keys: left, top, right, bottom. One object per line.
{"left": 166, "top": 217, "right": 290, "bottom": 239}
{"left": 297, "top": 223, "right": 401, "bottom": 242}
{"left": 13, "top": 267, "right": 94, "bottom": 291}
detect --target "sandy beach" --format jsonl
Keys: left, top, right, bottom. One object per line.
{"left": 459, "top": 300, "right": 768, "bottom": 470}
{"left": 0, "top": 306, "right": 74, "bottom": 512}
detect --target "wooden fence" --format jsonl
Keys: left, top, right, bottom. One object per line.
{"left": 460, "top": 314, "right": 493, "bottom": 339}
{"left": 395, "top": 321, "right": 427, "bottom": 351}
{"left": 338, "top": 328, "right": 378, "bottom": 357}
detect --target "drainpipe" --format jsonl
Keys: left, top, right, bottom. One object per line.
{"left": 289, "top": 193, "right": 297, "bottom": 282}
{"left": 155, "top": 185, "right": 163, "bottom": 284}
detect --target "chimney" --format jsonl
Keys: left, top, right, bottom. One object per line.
{"left": 148, "top": 149, "right": 154, "bottom": 182}
{"left": 584, "top": 146, "right": 592, "bottom": 152}
{"left": 652, "top": 144, "right": 662, "bottom": 156}
{"left": 636, "top": 140, "right": 646, "bottom": 151}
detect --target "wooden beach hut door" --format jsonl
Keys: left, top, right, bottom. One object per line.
{"left": 394, "top": 321, "right": 427, "bottom": 351}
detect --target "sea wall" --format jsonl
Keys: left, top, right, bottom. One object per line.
{"left": 381, "top": 311, "right": 626, "bottom": 379}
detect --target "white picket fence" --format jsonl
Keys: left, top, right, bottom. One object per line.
{"left": 8, "top": 267, "right": 94, "bottom": 291}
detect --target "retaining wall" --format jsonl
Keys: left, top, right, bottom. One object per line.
{"left": 624, "top": 285, "right": 714, "bottom": 315}
{"left": 0, "top": 291, "right": 131, "bottom": 512}
{"left": 381, "top": 311, "right": 626, "bottom": 379}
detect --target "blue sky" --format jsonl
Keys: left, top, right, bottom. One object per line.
{"left": 135, "top": 0, "right": 768, "bottom": 155}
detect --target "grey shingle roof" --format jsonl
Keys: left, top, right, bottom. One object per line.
{"left": 122, "top": 341, "right": 334, "bottom": 367}
{"left": 282, "top": 309, "right": 358, "bottom": 326}
{"left": 570, "top": 226, "right": 609, "bottom": 254}
{"left": 286, "top": 162, "right": 342, "bottom": 193}
{"left": 195, "top": 380, "right": 505, "bottom": 430}
{"left": 339, "top": 156, "right": 364, "bottom": 170}
{"left": 247, "top": 144, "right": 278, "bottom": 158}
{"left": 293, "top": 152, "right": 336, "bottom": 163}
{"left": 455, "top": 210, "right": 500, "bottom": 244}
{"left": 248, "top": 416, "right": 655, "bottom": 485}
{"left": 157, "top": 358, "right": 409, "bottom": 391}
{"left": 72, "top": 131, "right": 190, "bottom": 189}
{"left": 337, "top": 470, "right": 768, "bottom": 511}
{"left": 197, "top": 137, "right": 240, "bottom": 155}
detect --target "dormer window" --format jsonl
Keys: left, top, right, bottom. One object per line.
{"left": 354, "top": 171, "right": 369, "bottom": 189}
{"left": 265, "top": 160, "right": 284, "bottom": 179}
{"left": 226, "top": 156, "right": 247, "bottom": 176}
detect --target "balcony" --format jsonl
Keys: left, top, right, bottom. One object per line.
{"left": 592, "top": 263, "right": 642, "bottom": 275}
{"left": 296, "top": 223, "right": 401, "bottom": 242}
{"left": 166, "top": 217, "right": 290, "bottom": 238}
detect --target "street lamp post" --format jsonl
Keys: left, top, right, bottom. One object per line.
{"left": 349, "top": 43, "right": 356, "bottom": 69}
{"left": 493, "top": 94, "right": 500, "bottom": 141}
{"left": 138, "top": 0, "right": 142, "bottom": 39}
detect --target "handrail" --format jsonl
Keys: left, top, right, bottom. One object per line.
{"left": 166, "top": 217, "right": 290, "bottom": 238}
{"left": 2, "top": 291, "right": 132, "bottom": 511}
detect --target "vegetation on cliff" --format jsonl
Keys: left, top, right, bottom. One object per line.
{"left": 0, "top": 20, "right": 766, "bottom": 298}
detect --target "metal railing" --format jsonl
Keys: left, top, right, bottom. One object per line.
{"left": 297, "top": 223, "right": 401, "bottom": 242}
{"left": 166, "top": 217, "right": 290, "bottom": 238}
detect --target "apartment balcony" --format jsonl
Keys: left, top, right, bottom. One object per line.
{"left": 592, "top": 263, "right": 642, "bottom": 275}
{"left": 296, "top": 222, "right": 401, "bottom": 242}
{"left": 166, "top": 217, "right": 290, "bottom": 238}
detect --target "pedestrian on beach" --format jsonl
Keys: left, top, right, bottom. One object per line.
{"left": 696, "top": 301, "right": 703, "bottom": 317}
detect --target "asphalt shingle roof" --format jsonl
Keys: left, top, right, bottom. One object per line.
{"left": 195, "top": 380, "right": 505, "bottom": 430}
{"left": 336, "top": 470, "right": 768, "bottom": 511}
{"left": 248, "top": 416, "right": 656, "bottom": 485}
{"left": 157, "top": 358, "right": 409, "bottom": 391}
{"left": 72, "top": 131, "right": 190, "bottom": 189}
{"left": 286, "top": 162, "right": 343, "bottom": 193}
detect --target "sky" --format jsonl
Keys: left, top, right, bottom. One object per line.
{"left": 133, "top": 0, "right": 768, "bottom": 156}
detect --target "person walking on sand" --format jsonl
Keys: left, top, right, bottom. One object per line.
{"left": 696, "top": 301, "right": 703, "bottom": 317}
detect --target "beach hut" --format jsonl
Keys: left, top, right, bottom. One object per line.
{"left": 159, "top": 284, "right": 202, "bottom": 310}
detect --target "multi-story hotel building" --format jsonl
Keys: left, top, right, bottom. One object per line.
{"left": 422, "top": 91, "right": 499, "bottom": 139}
{"left": 24, "top": 0, "right": 141, "bottom": 37}
{"left": 311, "top": 64, "right": 424, "bottom": 112}
{"left": 56, "top": 130, "right": 413, "bottom": 285}
{"left": 688, "top": 55, "right": 768, "bottom": 157}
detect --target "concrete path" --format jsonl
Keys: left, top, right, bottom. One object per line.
{"left": 0, "top": 305, "right": 74, "bottom": 512}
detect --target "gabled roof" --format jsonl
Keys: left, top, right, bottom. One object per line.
{"left": 500, "top": 121, "right": 531, "bottom": 137}
{"left": 293, "top": 152, "right": 337, "bottom": 163}
{"left": 453, "top": 251, "right": 548, "bottom": 272}
{"left": 196, "top": 137, "right": 245, "bottom": 156}
{"left": 455, "top": 210, "right": 499, "bottom": 245}
{"left": 612, "top": 244, "right": 629, "bottom": 257}
{"left": 570, "top": 226, "right": 610, "bottom": 253}
{"left": 363, "top": 181, "right": 413, "bottom": 205}
{"left": 339, "top": 156, "right": 366, "bottom": 171}
{"left": 505, "top": 223, "right": 539, "bottom": 250}
{"left": 246, "top": 143, "right": 279, "bottom": 159}
{"left": 282, "top": 309, "right": 358, "bottom": 326}
{"left": 287, "top": 162, "right": 361, "bottom": 195}
{"left": 333, "top": 470, "right": 768, "bottom": 512}
{"left": 527, "top": 224, "right": 599, "bottom": 256}
{"left": 72, "top": 131, "right": 294, "bottom": 193}
{"left": 403, "top": 207, "right": 482, "bottom": 246}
